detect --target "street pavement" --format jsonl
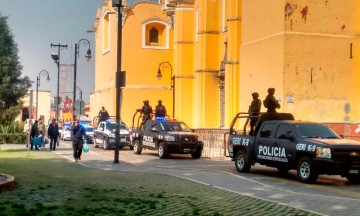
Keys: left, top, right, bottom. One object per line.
{"left": 4, "top": 143, "right": 360, "bottom": 216}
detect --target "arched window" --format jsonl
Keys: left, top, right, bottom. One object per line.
{"left": 142, "top": 20, "right": 170, "bottom": 49}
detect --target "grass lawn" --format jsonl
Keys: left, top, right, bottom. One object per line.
{"left": 0, "top": 148, "right": 318, "bottom": 216}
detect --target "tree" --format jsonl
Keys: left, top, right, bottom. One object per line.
{"left": 0, "top": 14, "right": 31, "bottom": 125}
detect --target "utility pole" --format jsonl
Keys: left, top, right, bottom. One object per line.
{"left": 51, "top": 43, "right": 68, "bottom": 123}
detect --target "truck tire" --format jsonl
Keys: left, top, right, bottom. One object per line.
{"left": 191, "top": 148, "right": 202, "bottom": 159}
{"left": 346, "top": 175, "right": 360, "bottom": 184}
{"left": 158, "top": 142, "right": 168, "bottom": 159}
{"left": 103, "top": 138, "right": 110, "bottom": 150}
{"left": 133, "top": 140, "right": 142, "bottom": 154}
{"left": 235, "top": 150, "right": 251, "bottom": 173}
{"left": 297, "top": 157, "right": 318, "bottom": 183}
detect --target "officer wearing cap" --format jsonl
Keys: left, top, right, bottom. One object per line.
{"left": 249, "top": 92, "right": 262, "bottom": 135}
{"left": 263, "top": 88, "right": 281, "bottom": 112}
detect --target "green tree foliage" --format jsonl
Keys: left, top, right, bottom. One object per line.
{"left": 0, "top": 14, "right": 32, "bottom": 125}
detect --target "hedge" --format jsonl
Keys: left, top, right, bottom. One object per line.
{"left": 0, "top": 133, "right": 26, "bottom": 144}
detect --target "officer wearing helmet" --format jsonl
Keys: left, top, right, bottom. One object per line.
{"left": 155, "top": 100, "right": 167, "bottom": 118}
{"left": 248, "top": 92, "right": 262, "bottom": 135}
{"left": 263, "top": 88, "right": 281, "bottom": 112}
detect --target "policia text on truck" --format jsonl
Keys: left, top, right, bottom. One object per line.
{"left": 226, "top": 112, "right": 360, "bottom": 183}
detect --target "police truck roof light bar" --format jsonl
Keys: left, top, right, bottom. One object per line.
{"left": 156, "top": 116, "right": 166, "bottom": 121}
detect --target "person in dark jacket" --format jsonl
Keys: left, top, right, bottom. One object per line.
{"left": 155, "top": 100, "right": 167, "bottom": 118}
{"left": 72, "top": 119, "right": 86, "bottom": 162}
{"left": 30, "top": 120, "right": 39, "bottom": 150}
{"left": 263, "top": 88, "right": 281, "bottom": 112}
{"left": 248, "top": 92, "right": 262, "bottom": 135}
{"left": 47, "top": 118, "right": 59, "bottom": 151}
{"left": 141, "top": 100, "right": 153, "bottom": 121}
{"left": 98, "top": 106, "right": 110, "bottom": 123}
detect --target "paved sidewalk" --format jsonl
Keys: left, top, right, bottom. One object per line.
{"left": 3, "top": 144, "right": 360, "bottom": 215}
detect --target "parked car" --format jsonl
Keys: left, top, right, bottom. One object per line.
{"left": 84, "top": 125, "right": 94, "bottom": 144}
{"left": 58, "top": 126, "right": 63, "bottom": 138}
{"left": 61, "top": 127, "right": 73, "bottom": 141}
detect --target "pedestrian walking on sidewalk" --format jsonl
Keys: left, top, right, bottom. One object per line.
{"left": 38, "top": 119, "right": 46, "bottom": 148}
{"left": 23, "top": 119, "right": 32, "bottom": 148}
{"left": 30, "top": 120, "right": 40, "bottom": 150}
{"left": 71, "top": 119, "right": 86, "bottom": 162}
{"left": 47, "top": 118, "right": 59, "bottom": 151}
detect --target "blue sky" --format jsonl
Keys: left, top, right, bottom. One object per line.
{"left": 0, "top": 0, "right": 101, "bottom": 103}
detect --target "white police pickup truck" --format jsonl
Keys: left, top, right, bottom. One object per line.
{"left": 227, "top": 112, "right": 360, "bottom": 183}
{"left": 93, "top": 120, "right": 131, "bottom": 150}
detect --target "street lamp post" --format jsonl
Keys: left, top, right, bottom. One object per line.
{"left": 36, "top": 70, "right": 50, "bottom": 120}
{"left": 157, "top": 62, "right": 175, "bottom": 118}
{"left": 112, "top": 0, "right": 123, "bottom": 164}
{"left": 73, "top": 39, "right": 91, "bottom": 121}
{"left": 51, "top": 43, "right": 68, "bottom": 123}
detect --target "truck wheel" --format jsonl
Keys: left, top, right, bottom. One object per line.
{"left": 158, "top": 142, "right": 168, "bottom": 159}
{"left": 191, "top": 148, "right": 202, "bottom": 159}
{"left": 93, "top": 137, "right": 99, "bottom": 148}
{"left": 235, "top": 150, "right": 251, "bottom": 173}
{"left": 346, "top": 175, "right": 360, "bottom": 184}
{"left": 133, "top": 140, "right": 142, "bottom": 154}
{"left": 103, "top": 138, "right": 110, "bottom": 150}
{"left": 297, "top": 157, "right": 318, "bottom": 183}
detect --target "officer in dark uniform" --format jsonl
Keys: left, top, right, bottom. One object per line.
{"left": 263, "top": 88, "right": 281, "bottom": 112}
{"left": 155, "top": 100, "right": 167, "bottom": 118}
{"left": 141, "top": 100, "right": 153, "bottom": 122}
{"left": 98, "top": 106, "right": 110, "bottom": 123}
{"left": 248, "top": 92, "right": 262, "bottom": 135}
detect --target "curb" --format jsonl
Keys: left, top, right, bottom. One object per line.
{"left": 0, "top": 173, "right": 15, "bottom": 192}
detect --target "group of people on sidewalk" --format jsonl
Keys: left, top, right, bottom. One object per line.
{"left": 23, "top": 118, "right": 60, "bottom": 151}
{"left": 23, "top": 118, "right": 87, "bottom": 163}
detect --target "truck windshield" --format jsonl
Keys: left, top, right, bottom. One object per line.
{"left": 106, "top": 123, "right": 129, "bottom": 131}
{"left": 159, "top": 121, "right": 192, "bottom": 132}
{"left": 295, "top": 124, "right": 340, "bottom": 139}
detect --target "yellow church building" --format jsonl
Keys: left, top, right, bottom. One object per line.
{"left": 90, "top": 0, "right": 360, "bottom": 132}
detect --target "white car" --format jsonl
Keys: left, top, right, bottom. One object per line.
{"left": 61, "top": 127, "right": 73, "bottom": 141}
{"left": 58, "top": 126, "right": 63, "bottom": 138}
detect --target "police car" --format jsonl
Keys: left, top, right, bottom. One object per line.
{"left": 130, "top": 117, "right": 204, "bottom": 159}
{"left": 227, "top": 112, "right": 360, "bottom": 183}
{"left": 93, "top": 120, "right": 131, "bottom": 150}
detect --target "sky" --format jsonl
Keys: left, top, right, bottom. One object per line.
{"left": 0, "top": 0, "right": 101, "bottom": 103}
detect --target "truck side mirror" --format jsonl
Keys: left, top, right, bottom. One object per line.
{"left": 151, "top": 127, "right": 158, "bottom": 132}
